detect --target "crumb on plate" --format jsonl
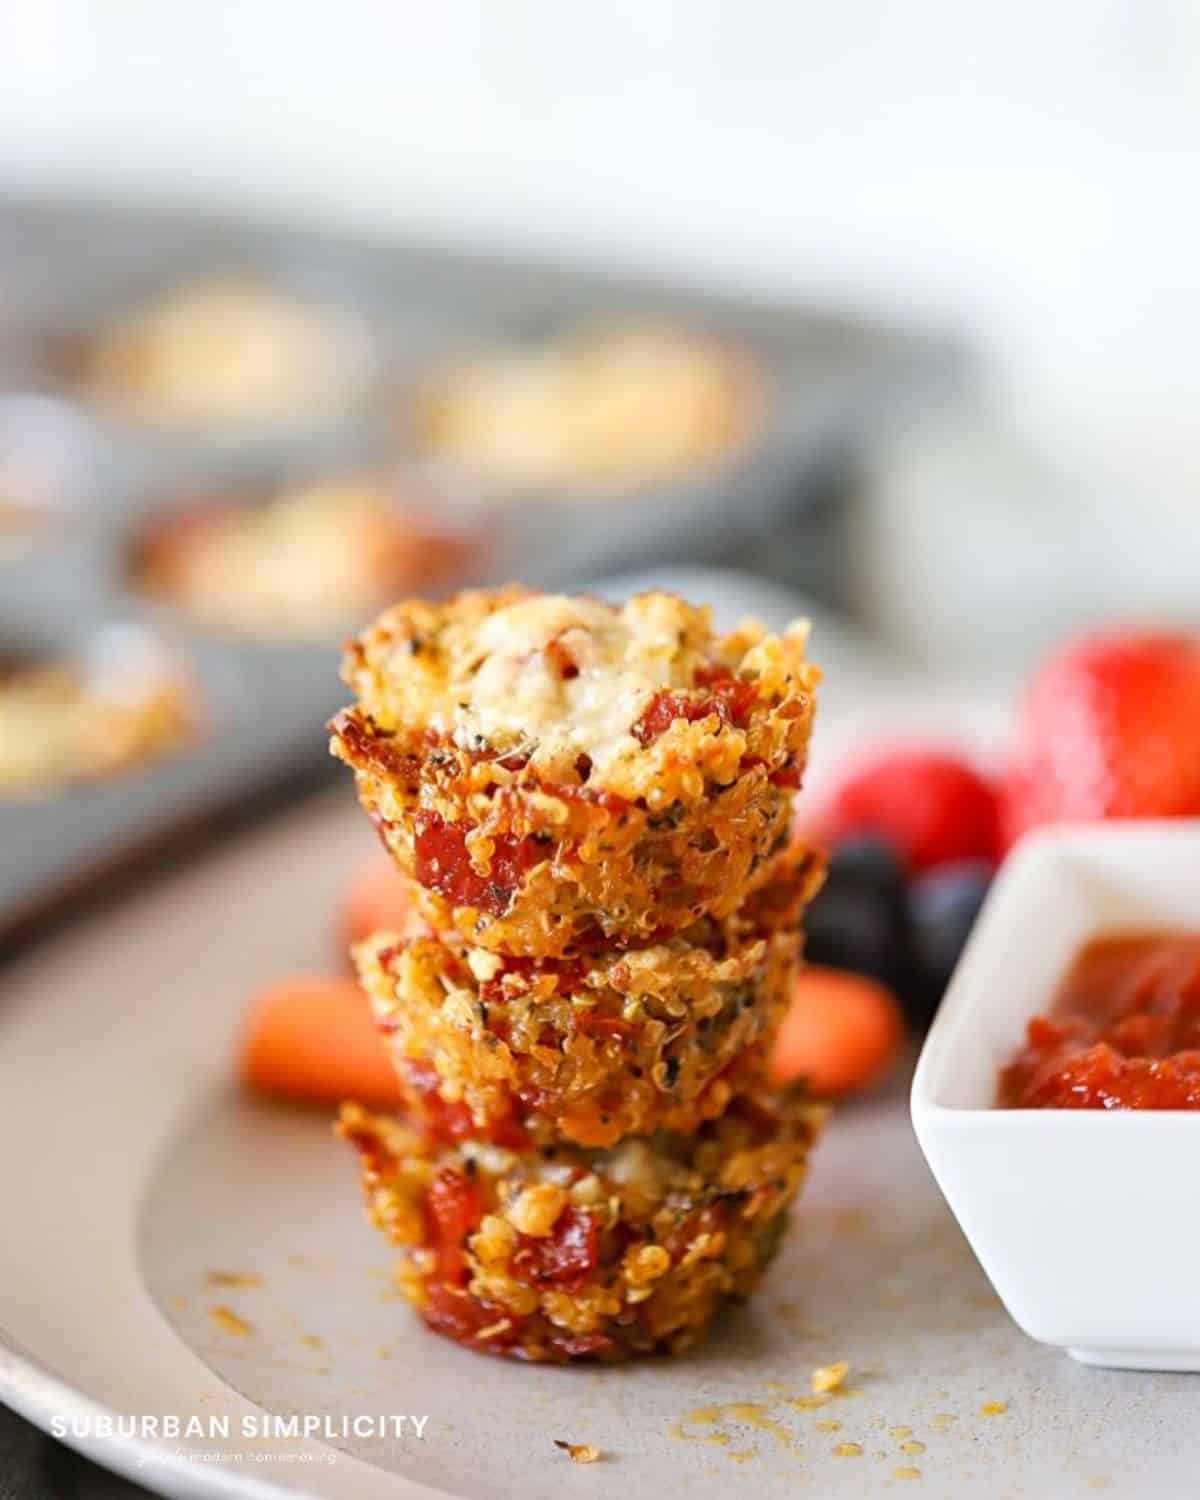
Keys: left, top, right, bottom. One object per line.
{"left": 811, "top": 1360, "right": 849, "bottom": 1394}
{"left": 554, "top": 1440, "right": 601, "bottom": 1464}
{"left": 205, "top": 1270, "right": 262, "bottom": 1288}
{"left": 208, "top": 1306, "right": 253, "bottom": 1337}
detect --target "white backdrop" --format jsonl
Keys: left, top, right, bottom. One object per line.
{"left": 3, "top": 0, "right": 1199, "bottom": 657}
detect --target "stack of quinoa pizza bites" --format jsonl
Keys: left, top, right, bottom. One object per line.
{"left": 330, "top": 586, "right": 827, "bottom": 1362}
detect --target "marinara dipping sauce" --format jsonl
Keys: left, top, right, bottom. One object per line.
{"left": 998, "top": 933, "right": 1200, "bottom": 1109}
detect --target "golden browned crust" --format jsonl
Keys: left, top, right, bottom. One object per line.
{"left": 338, "top": 1086, "right": 824, "bottom": 1362}
{"left": 329, "top": 587, "right": 818, "bottom": 955}
{"left": 356, "top": 851, "right": 822, "bottom": 1149}
{"left": 332, "top": 585, "right": 828, "bottom": 1365}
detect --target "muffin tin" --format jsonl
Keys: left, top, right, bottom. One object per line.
{"left": 0, "top": 193, "right": 964, "bottom": 938}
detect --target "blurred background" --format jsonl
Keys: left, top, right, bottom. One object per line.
{"left": 2, "top": 0, "right": 1198, "bottom": 931}
{"left": 1, "top": 13, "right": 1198, "bottom": 1489}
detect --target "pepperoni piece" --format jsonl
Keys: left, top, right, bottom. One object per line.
{"left": 632, "top": 665, "right": 758, "bottom": 747}
{"left": 413, "top": 811, "right": 546, "bottom": 914}
{"left": 422, "top": 1281, "right": 525, "bottom": 1348}
{"left": 403, "top": 1060, "right": 528, "bottom": 1149}
{"left": 694, "top": 663, "right": 759, "bottom": 726}
{"left": 511, "top": 1207, "right": 598, "bottom": 1291}
{"left": 403, "top": 1060, "right": 476, "bottom": 1141}
{"left": 425, "top": 1168, "right": 483, "bottom": 1285}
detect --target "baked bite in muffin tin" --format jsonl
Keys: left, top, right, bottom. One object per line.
{"left": 407, "top": 319, "right": 766, "bottom": 496}
{"left": 129, "top": 471, "right": 467, "bottom": 640}
{"left": 62, "top": 274, "right": 370, "bottom": 432}
{"left": 0, "top": 627, "right": 197, "bottom": 800}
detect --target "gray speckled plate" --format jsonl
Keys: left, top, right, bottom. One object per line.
{"left": 1, "top": 786, "right": 1196, "bottom": 1500}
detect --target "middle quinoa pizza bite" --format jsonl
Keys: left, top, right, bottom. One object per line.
{"left": 338, "top": 1085, "right": 824, "bottom": 1363}
{"left": 356, "top": 847, "right": 824, "bottom": 1149}
{"left": 329, "top": 587, "right": 819, "bottom": 957}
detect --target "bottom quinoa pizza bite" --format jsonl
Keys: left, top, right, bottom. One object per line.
{"left": 338, "top": 1087, "right": 824, "bottom": 1363}
{"left": 355, "top": 850, "right": 823, "bottom": 1149}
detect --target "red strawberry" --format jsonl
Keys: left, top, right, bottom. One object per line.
{"left": 819, "top": 750, "right": 999, "bottom": 873}
{"left": 1001, "top": 630, "right": 1200, "bottom": 850}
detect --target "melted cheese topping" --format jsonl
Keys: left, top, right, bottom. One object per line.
{"left": 428, "top": 593, "right": 706, "bottom": 775}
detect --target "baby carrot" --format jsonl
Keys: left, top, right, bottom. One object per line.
{"left": 340, "top": 854, "right": 412, "bottom": 950}
{"left": 771, "top": 964, "right": 904, "bottom": 1098}
{"left": 240, "top": 975, "right": 400, "bottom": 1109}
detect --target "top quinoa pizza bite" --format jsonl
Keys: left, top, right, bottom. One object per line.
{"left": 330, "top": 587, "right": 819, "bottom": 956}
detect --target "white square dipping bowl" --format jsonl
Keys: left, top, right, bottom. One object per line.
{"left": 911, "top": 820, "right": 1200, "bottom": 1372}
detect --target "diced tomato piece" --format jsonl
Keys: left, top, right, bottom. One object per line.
{"left": 511, "top": 1207, "right": 598, "bottom": 1291}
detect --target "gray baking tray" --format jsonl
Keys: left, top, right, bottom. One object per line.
{"left": 0, "top": 194, "right": 965, "bottom": 583}
{"left": 0, "top": 194, "right": 965, "bottom": 939}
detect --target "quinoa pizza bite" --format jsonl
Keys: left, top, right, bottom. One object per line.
{"left": 329, "top": 587, "right": 819, "bottom": 957}
{"left": 356, "top": 847, "right": 824, "bottom": 1149}
{"left": 338, "top": 1085, "right": 824, "bottom": 1363}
